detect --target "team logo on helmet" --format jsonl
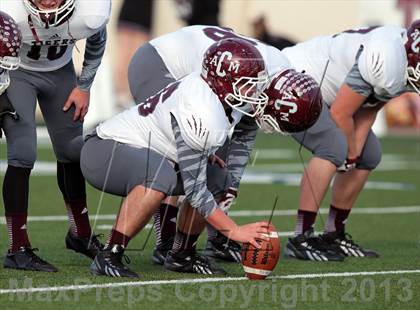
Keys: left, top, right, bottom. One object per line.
{"left": 257, "top": 69, "right": 323, "bottom": 135}
{"left": 201, "top": 38, "right": 269, "bottom": 117}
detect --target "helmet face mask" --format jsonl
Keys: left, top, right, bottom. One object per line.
{"left": 0, "top": 69, "right": 10, "bottom": 95}
{"left": 0, "top": 56, "right": 20, "bottom": 71}
{"left": 24, "top": 0, "right": 75, "bottom": 28}
{"left": 405, "top": 20, "right": 420, "bottom": 94}
{"left": 201, "top": 38, "right": 269, "bottom": 117}
{"left": 225, "top": 73, "right": 269, "bottom": 117}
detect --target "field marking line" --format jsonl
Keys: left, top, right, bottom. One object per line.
{"left": 1, "top": 206, "right": 418, "bottom": 224}
{"left": 1, "top": 269, "right": 420, "bottom": 294}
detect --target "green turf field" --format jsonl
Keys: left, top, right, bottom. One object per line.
{"left": 0, "top": 133, "right": 419, "bottom": 309}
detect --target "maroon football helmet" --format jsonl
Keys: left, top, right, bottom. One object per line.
{"left": 257, "top": 69, "right": 323, "bottom": 135}
{"left": 406, "top": 19, "right": 420, "bottom": 94}
{"left": 0, "top": 11, "right": 22, "bottom": 94}
{"left": 24, "top": 0, "right": 75, "bottom": 28}
{"left": 201, "top": 38, "right": 269, "bottom": 117}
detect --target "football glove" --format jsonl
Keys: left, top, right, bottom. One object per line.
{"left": 337, "top": 157, "right": 359, "bottom": 173}
{"left": 218, "top": 187, "right": 237, "bottom": 212}
{"left": 0, "top": 92, "right": 19, "bottom": 138}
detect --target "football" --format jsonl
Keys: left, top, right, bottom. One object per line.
{"left": 241, "top": 223, "right": 281, "bottom": 280}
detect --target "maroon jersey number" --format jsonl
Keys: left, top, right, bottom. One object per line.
{"left": 203, "top": 26, "right": 257, "bottom": 46}
{"left": 138, "top": 81, "right": 181, "bottom": 117}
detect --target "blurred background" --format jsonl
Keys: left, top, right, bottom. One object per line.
{"left": 70, "top": 0, "right": 420, "bottom": 135}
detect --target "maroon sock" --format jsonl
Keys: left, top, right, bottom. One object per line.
{"left": 5, "top": 212, "right": 31, "bottom": 252}
{"left": 106, "top": 229, "right": 131, "bottom": 249}
{"left": 295, "top": 210, "right": 317, "bottom": 235}
{"left": 154, "top": 203, "right": 178, "bottom": 247}
{"left": 172, "top": 229, "right": 200, "bottom": 254}
{"left": 325, "top": 204, "right": 351, "bottom": 232}
{"left": 65, "top": 198, "right": 91, "bottom": 238}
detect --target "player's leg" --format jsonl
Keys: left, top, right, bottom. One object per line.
{"left": 2, "top": 69, "right": 57, "bottom": 272}
{"left": 81, "top": 135, "right": 179, "bottom": 277}
{"left": 286, "top": 104, "right": 346, "bottom": 261}
{"left": 127, "top": 42, "right": 182, "bottom": 260}
{"left": 163, "top": 164, "right": 230, "bottom": 274}
{"left": 321, "top": 130, "right": 381, "bottom": 257}
{"left": 37, "top": 62, "right": 99, "bottom": 259}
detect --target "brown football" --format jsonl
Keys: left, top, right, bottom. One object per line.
{"left": 241, "top": 223, "right": 280, "bottom": 280}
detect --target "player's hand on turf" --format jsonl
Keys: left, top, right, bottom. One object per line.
{"left": 230, "top": 222, "right": 270, "bottom": 249}
{"left": 63, "top": 87, "right": 90, "bottom": 122}
{"left": 337, "top": 157, "right": 358, "bottom": 173}
{"left": 208, "top": 154, "right": 225, "bottom": 168}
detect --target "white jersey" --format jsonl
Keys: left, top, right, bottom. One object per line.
{"left": 1, "top": 0, "right": 111, "bottom": 72}
{"left": 283, "top": 25, "right": 408, "bottom": 104}
{"left": 150, "top": 25, "right": 291, "bottom": 79}
{"left": 97, "top": 72, "right": 234, "bottom": 163}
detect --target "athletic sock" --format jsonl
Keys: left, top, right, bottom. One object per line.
{"left": 5, "top": 212, "right": 31, "bottom": 252}
{"left": 106, "top": 229, "right": 131, "bottom": 249}
{"left": 3, "top": 166, "right": 31, "bottom": 252}
{"left": 154, "top": 203, "right": 178, "bottom": 247}
{"left": 295, "top": 209, "right": 317, "bottom": 235}
{"left": 172, "top": 229, "right": 200, "bottom": 254}
{"left": 206, "top": 223, "right": 218, "bottom": 240}
{"left": 65, "top": 198, "right": 91, "bottom": 238}
{"left": 57, "top": 162, "right": 92, "bottom": 238}
{"left": 325, "top": 204, "right": 351, "bottom": 233}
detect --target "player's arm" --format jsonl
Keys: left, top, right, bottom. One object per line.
{"left": 63, "top": 27, "right": 108, "bottom": 121}
{"left": 171, "top": 115, "right": 268, "bottom": 247}
{"left": 77, "top": 26, "right": 108, "bottom": 91}
{"left": 227, "top": 115, "right": 258, "bottom": 189}
{"left": 330, "top": 84, "right": 367, "bottom": 159}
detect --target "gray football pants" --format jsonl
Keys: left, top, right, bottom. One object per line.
{"left": 3, "top": 61, "right": 83, "bottom": 168}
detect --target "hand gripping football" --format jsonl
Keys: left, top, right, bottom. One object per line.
{"left": 241, "top": 223, "right": 280, "bottom": 280}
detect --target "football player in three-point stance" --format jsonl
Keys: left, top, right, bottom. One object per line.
{"left": 0, "top": 11, "right": 21, "bottom": 134}
{"left": 127, "top": 25, "right": 322, "bottom": 269}
{"left": 1, "top": 0, "right": 110, "bottom": 272}
{"left": 282, "top": 20, "right": 420, "bottom": 261}
{"left": 81, "top": 38, "right": 273, "bottom": 278}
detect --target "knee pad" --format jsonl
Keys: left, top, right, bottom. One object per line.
{"left": 357, "top": 132, "right": 382, "bottom": 170}
{"left": 7, "top": 136, "right": 37, "bottom": 168}
{"left": 53, "top": 134, "right": 84, "bottom": 163}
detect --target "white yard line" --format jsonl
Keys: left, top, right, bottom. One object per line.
{"left": 0, "top": 205, "right": 417, "bottom": 225}
{"left": 1, "top": 269, "right": 419, "bottom": 294}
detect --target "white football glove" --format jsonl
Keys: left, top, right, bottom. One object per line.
{"left": 337, "top": 157, "right": 358, "bottom": 173}
{"left": 218, "top": 187, "right": 238, "bottom": 212}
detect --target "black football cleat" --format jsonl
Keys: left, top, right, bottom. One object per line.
{"left": 4, "top": 247, "right": 58, "bottom": 272}
{"left": 204, "top": 233, "right": 242, "bottom": 263}
{"left": 152, "top": 237, "right": 174, "bottom": 265}
{"left": 90, "top": 244, "right": 138, "bottom": 278}
{"left": 285, "top": 229, "right": 345, "bottom": 262}
{"left": 320, "top": 230, "right": 379, "bottom": 258}
{"left": 65, "top": 231, "right": 104, "bottom": 260}
{"left": 164, "top": 250, "right": 226, "bottom": 275}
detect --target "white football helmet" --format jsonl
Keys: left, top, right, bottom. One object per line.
{"left": 23, "top": 0, "right": 75, "bottom": 28}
